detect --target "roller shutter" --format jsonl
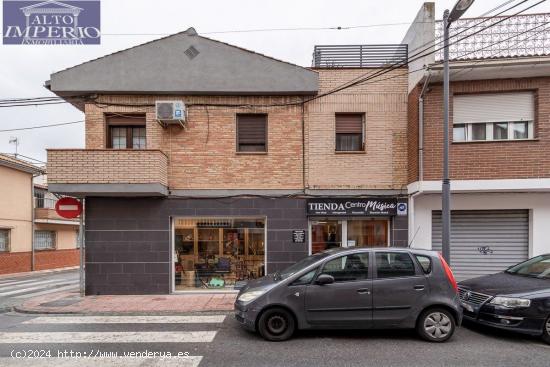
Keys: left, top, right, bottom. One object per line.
{"left": 432, "top": 210, "right": 529, "bottom": 280}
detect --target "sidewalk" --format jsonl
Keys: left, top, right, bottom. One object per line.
{"left": 15, "top": 290, "right": 237, "bottom": 315}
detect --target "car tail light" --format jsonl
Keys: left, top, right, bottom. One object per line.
{"left": 438, "top": 253, "right": 458, "bottom": 293}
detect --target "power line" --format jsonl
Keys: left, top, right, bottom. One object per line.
{"left": 0, "top": 120, "right": 84, "bottom": 132}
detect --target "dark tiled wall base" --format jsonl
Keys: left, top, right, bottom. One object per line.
{"left": 84, "top": 197, "right": 309, "bottom": 295}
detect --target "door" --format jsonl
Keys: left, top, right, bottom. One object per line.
{"left": 432, "top": 210, "right": 529, "bottom": 280}
{"left": 372, "top": 251, "right": 428, "bottom": 327}
{"left": 305, "top": 253, "right": 372, "bottom": 327}
{"left": 310, "top": 220, "right": 343, "bottom": 253}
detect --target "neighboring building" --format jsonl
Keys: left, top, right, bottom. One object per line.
{"left": 45, "top": 28, "right": 409, "bottom": 294}
{"left": 0, "top": 154, "right": 79, "bottom": 275}
{"left": 405, "top": 4, "right": 550, "bottom": 279}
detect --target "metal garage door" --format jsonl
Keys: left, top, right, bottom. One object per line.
{"left": 432, "top": 210, "right": 529, "bottom": 280}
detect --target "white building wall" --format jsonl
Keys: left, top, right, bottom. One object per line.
{"left": 409, "top": 192, "right": 550, "bottom": 257}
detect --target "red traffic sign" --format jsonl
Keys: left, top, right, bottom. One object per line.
{"left": 55, "top": 197, "right": 82, "bottom": 219}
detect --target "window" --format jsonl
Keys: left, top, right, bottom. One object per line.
{"left": 453, "top": 92, "right": 535, "bottom": 142}
{"left": 0, "top": 229, "right": 10, "bottom": 252}
{"left": 291, "top": 269, "right": 318, "bottom": 286}
{"left": 106, "top": 115, "right": 146, "bottom": 149}
{"left": 34, "top": 230, "right": 56, "bottom": 250}
{"left": 335, "top": 113, "right": 364, "bottom": 152}
{"left": 414, "top": 255, "right": 432, "bottom": 274}
{"left": 375, "top": 252, "right": 416, "bottom": 278}
{"left": 236, "top": 114, "right": 267, "bottom": 152}
{"left": 320, "top": 253, "right": 369, "bottom": 282}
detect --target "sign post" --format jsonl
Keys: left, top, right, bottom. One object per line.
{"left": 55, "top": 197, "right": 84, "bottom": 296}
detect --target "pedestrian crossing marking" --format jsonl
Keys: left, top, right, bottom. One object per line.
{"left": 0, "top": 280, "right": 78, "bottom": 297}
{"left": 0, "top": 278, "right": 77, "bottom": 293}
{"left": 0, "top": 356, "right": 202, "bottom": 367}
{"left": 0, "top": 276, "right": 75, "bottom": 288}
{"left": 0, "top": 331, "right": 217, "bottom": 343}
{"left": 24, "top": 315, "right": 226, "bottom": 324}
{"left": 14, "top": 284, "right": 78, "bottom": 299}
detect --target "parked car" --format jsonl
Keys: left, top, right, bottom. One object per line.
{"left": 234, "top": 247, "right": 462, "bottom": 342}
{"left": 458, "top": 254, "right": 550, "bottom": 344}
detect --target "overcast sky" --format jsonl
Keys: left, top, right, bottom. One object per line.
{"left": 1, "top": 0, "right": 549, "bottom": 163}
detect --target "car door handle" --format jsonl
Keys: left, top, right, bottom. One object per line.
{"left": 414, "top": 285, "right": 425, "bottom": 291}
{"left": 356, "top": 288, "right": 371, "bottom": 295}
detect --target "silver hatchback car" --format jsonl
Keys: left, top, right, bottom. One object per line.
{"left": 235, "top": 247, "right": 462, "bottom": 342}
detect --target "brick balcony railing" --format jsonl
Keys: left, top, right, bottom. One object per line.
{"left": 47, "top": 149, "right": 168, "bottom": 194}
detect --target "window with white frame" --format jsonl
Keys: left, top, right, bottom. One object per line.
{"left": 453, "top": 92, "right": 535, "bottom": 142}
{"left": 34, "top": 230, "right": 56, "bottom": 250}
{"left": 0, "top": 229, "right": 9, "bottom": 252}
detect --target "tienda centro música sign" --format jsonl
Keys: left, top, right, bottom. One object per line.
{"left": 306, "top": 198, "right": 399, "bottom": 216}
{"left": 2, "top": 0, "right": 101, "bottom": 45}
{"left": 55, "top": 197, "right": 82, "bottom": 219}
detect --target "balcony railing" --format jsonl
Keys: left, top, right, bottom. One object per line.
{"left": 312, "top": 44, "right": 408, "bottom": 68}
{"left": 34, "top": 197, "right": 79, "bottom": 222}
{"left": 47, "top": 149, "right": 169, "bottom": 196}
{"left": 435, "top": 13, "right": 550, "bottom": 61}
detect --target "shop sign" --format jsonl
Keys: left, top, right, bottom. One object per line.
{"left": 292, "top": 230, "right": 306, "bottom": 243}
{"left": 306, "top": 198, "right": 397, "bottom": 216}
{"left": 397, "top": 202, "right": 408, "bottom": 216}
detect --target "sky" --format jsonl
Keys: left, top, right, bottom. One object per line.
{"left": 1, "top": 0, "right": 550, "bottom": 163}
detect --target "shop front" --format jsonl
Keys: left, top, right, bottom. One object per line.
{"left": 306, "top": 197, "right": 409, "bottom": 253}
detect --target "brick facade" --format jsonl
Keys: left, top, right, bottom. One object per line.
{"left": 0, "top": 249, "right": 79, "bottom": 275}
{"left": 306, "top": 68, "right": 409, "bottom": 190}
{"left": 419, "top": 77, "right": 550, "bottom": 181}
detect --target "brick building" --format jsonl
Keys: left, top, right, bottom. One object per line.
{"left": 404, "top": 4, "right": 550, "bottom": 279}
{"left": 46, "top": 28, "right": 409, "bottom": 294}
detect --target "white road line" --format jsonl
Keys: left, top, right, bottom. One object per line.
{"left": 24, "top": 315, "right": 227, "bottom": 324}
{"left": 0, "top": 331, "right": 217, "bottom": 343}
{"left": 0, "top": 356, "right": 203, "bottom": 367}
{"left": 0, "top": 278, "right": 78, "bottom": 293}
{"left": 0, "top": 280, "right": 79, "bottom": 297}
{"left": 14, "top": 284, "right": 79, "bottom": 299}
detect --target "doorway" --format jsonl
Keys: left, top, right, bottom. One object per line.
{"left": 309, "top": 218, "right": 389, "bottom": 254}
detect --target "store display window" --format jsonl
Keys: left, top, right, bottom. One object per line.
{"left": 174, "top": 217, "right": 265, "bottom": 291}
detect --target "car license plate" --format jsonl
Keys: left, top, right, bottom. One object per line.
{"left": 461, "top": 302, "right": 474, "bottom": 312}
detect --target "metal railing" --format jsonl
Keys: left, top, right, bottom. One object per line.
{"left": 435, "top": 13, "right": 550, "bottom": 61}
{"left": 35, "top": 197, "right": 57, "bottom": 209}
{"left": 34, "top": 230, "right": 56, "bottom": 250}
{"left": 312, "top": 44, "right": 408, "bottom": 68}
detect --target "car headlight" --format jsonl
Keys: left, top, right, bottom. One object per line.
{"left": 237, "top": 290, "right": 266, "bottom": 303}
{"left": 490, "top": 296, "right": 531, "bottom": 308}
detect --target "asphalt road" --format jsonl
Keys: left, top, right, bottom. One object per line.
{"left": 0, "top": 312, "right": 548, "bottom": 367}
{"left": 0, "top": 270, "right": 78, "bottom": 312}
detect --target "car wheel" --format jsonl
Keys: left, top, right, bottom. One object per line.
{"left": 417, "top": 308, "right": 456, "bottom": 342}
{"left": 257, "top": 307, "right": 295, "bottom": 342}
{"left": 542, "top": 315, "right": 550, "bottom": 345}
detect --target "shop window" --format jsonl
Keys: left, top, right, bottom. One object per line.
{"left": 335, "top": 113, "right": 364, "bottom": 152}
{"left": 174, "top": 217, "right": 265, "bottom": 290}
{"left": 375, "top": 252, "right": 416, "bottom": 278}
{"left": 34, "top": 230, "right": 56, "bottom": 250}
{"left": 106, "top": 115, "right": 146, "bottom": 149}
{"left": 311, "top": 220, "right": 342, "bottom": 253}
{"left": 0, "top": 229, "right": 10, "bottom": 252}
{"left": 320, "top": 253, "right": 369, "bottom": 282}
{"left": 237, "top": 114, "right": 267, "bottom": 152}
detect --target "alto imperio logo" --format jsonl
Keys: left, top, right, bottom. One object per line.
{"left": 3, "top": 0, "right": 100, "bottom": 45}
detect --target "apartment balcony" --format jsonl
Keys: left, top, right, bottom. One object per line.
{"left": 47, "top": 149, "right": 169, "bottom": 197}
{"left": 34, "top": 197, "right": 79, "bottom": 224}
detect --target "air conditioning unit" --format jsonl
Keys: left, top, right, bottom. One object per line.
{"left": 155, "top": 101, "right": 186, "bottom": 124}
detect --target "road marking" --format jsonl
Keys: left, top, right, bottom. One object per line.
{"left": 24, "top": 315, "right": 227, "bottom": 324}
{"left": 0, "top": 356, "right": 202, "bottom": 367}
{"left": 0, "top": 280, "right": 78, "bottom": 297}
{"left": 0, "top": 278, "right": 77, "bottom": 292}
{"left": 0, "top": 331, "right": 217, "bottom": 343}
{"left": 14, "top": 284, "right": 78, "bottom": 299}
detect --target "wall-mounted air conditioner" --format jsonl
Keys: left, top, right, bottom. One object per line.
{"left": 155, "top": 101, "right": 186, "bottom": 127}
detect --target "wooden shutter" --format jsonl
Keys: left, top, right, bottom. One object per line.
{"left": 336, "top": 114, "right": 363, "bottom": 134}
{"left": 237, "top": 114, "right": 267, "bottom": 146}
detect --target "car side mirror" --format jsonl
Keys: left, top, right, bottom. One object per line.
{"left": 316, "top": 274, "right": 335, "bottom": 285}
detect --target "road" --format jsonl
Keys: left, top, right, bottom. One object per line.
{"left": 0, "top": 270, "right": 78, "bottom": 312}
{"left": 0, "top": 312, "right": 548, "bottom": 367}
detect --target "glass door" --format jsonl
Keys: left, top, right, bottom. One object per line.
{"left": 310, "top": 220, "right": 343, "bottom": 254}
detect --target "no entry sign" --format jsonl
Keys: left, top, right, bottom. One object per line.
{"left": 55, "top": 197, "right": 82, "bottom": 219}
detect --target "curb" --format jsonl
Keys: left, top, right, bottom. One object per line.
{"left": 13, "top": 306, "right": 234, "bottom": 316}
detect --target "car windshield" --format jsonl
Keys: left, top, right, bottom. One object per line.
{"left": 276, "top": 251, "right": 332, "bottom": 280}
{"left": 505, "top": 255, "right": 550, "bottom": 279}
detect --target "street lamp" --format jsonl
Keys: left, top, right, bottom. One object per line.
{"left": 442, "top": 0, "right": 474, "bottom": 264}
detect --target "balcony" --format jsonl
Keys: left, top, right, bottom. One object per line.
{"left": 34, "top": 197, "right": 79, "bottom": 224}
{"left": 47, "top": 149, "right": 169, "bottom": 196}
